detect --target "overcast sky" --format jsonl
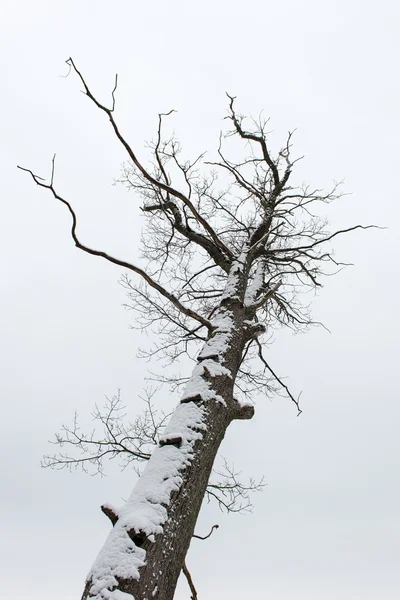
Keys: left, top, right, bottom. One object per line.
{"left": 1, "top": 1, "right": 400, "bottom": 598}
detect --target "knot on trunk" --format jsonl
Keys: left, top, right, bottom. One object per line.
{"left": 244, "top": 322, "right": 266, "bottom": 340}
{"left": 127, "top": 528, "right": 148, "bottom": 547}
{"left": 220, "top": 296, "right": 244, "bottom": 309}
{"left": 197, "top": 353, "right": 219, "bottom": 362}
{"left": 232, "top": 401, "right": 255, "bottom": 420}
{"left": 101, "top": 504, "right": 119, "bottom": 526}
{"left": 159, "top": 436, "right": 182, "bottom": 448}
{"left": 180, "top": 394, "right": 203, "bottom": 405}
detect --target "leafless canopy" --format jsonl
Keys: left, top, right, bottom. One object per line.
{"left": 18, "top": 58, "right": 374, "bottom": 416}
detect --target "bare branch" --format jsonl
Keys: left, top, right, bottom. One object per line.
{"left": 206, "top": 459, "right": 266, "bottom": 513}
{"left": 66, "top": 58, "right": 233, "bottom": 263}
{"left": 192, "top": 524, "right": 219, "bottom": 541}
{"left": 17, "top": 164, "right": 211, "bottom": 331}
{"left": 255, "top": 339, "right": 302, "bottom": 415}
{"left": 181, "top": 524, "right": 219, "bottom": 600}
{"left": 182, "top": 562, "right": 198, "bottom": 600}
{"left": 226, "top": 93, "right": 281, "bottom": 188}
{"left": 42, "top": 391, "right": 170, "bottom": 475}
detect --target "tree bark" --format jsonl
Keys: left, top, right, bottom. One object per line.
{"left": 113, "top": 400, "right": 232, "bottom": 600}
{"left": 82, "top": 280, "right": 252, "bottom": 600}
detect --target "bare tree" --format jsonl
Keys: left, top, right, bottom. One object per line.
{"left": 19, "top": 58, "right": 375, "bottom": 600}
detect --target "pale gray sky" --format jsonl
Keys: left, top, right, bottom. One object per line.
{"left": 1, "top": 1, "right": 399, "bottom": 598}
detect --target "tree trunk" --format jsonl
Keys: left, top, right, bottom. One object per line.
{"left": 114, "top": 401, "right": 232, "bottom": 600}
{"left": 82, "top": 285, "right": 253, "bottom": 600}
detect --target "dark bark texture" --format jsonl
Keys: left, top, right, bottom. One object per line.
{"left": 82, "top": 293, "right": 249, "bottom": 600}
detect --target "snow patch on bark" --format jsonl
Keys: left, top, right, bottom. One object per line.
{"left": 86, "top": 402, "right": 206, "bottom": 599}
{"left": 220, "top": 249, "right": 247, "bottom": 302}
{"left": 198, "top": 310, "right": 234, "bottom": 360}
{"left": 244, "top": 260, "right": 265, "bottom": 306}
{"left": 181, "top": 358, "right": 230, "bottom": 405}
{"left": 182, "top": 307, "right": 235, "bottom": 405}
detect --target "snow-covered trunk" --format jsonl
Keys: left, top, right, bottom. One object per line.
{"left": 82, "top": 257, "right": 252, "bottom": 600}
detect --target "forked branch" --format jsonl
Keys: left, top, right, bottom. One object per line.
{"left": 66, "top": 58, "right": 233, "bottom": 263}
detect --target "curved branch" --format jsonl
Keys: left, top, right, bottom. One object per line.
{"left": 182, "top": 562, "right": 198, "bottom": 600}
{"left": 255, "top": 338, "right": 302, "bottom": 415}
{"left": 192, "top": 524, "right": 219, "bottom": 541}
{"left": 181, "top": 524, "right": 219, "bottom": 600}
{"left": 17, "top": 164, "right": 211, "bottom": 331}
{"left": 267, "top": 224, "right": 380, "bottom": 254}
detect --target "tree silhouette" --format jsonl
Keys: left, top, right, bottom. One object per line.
{"left": 19, "top": 58, "right": 374, "bottom": 600}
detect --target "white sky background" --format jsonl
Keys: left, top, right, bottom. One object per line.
{"left": 1, "top": 0, "right": 399, "bottom": 598}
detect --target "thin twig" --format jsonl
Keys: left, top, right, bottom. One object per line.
{"left": 182, "top": 562, "right": 198, "bottom": 600}
{"left": 256, "top": 339, "right": 302, "bottom": 415}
